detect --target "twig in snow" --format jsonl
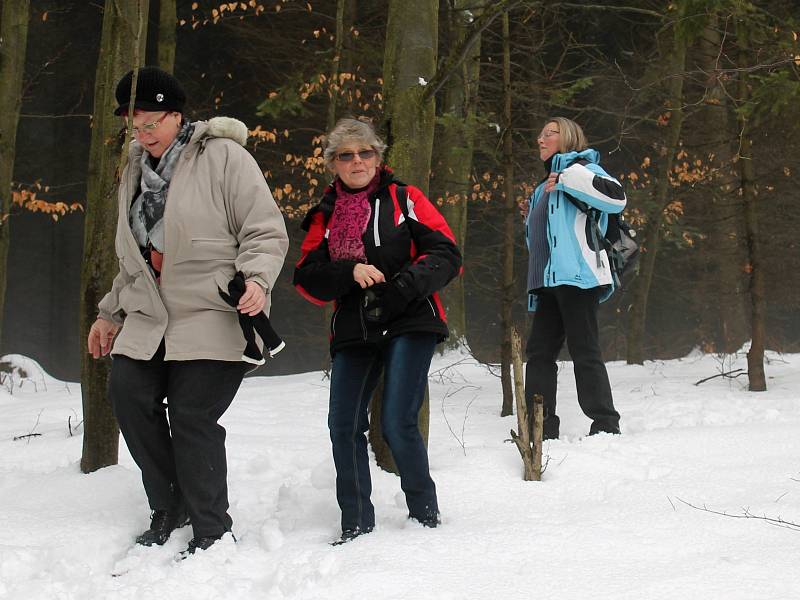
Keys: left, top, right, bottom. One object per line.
{"left": 440, "top": 385, "right": 480, "bottom": 455}
{"left": 676, "top": 497, "right": 800, "bottom": 531}
{"left": 428, "top": 357, "right": 472, "bottom": 385}
{"left": 13, "top": 409, "right": 44, "bottom": 443}
{"left": 68, "top": 410, "right": 83, "bottom": 437}
{"left": 694, "top": 368, "right": 745, "bottom": 386}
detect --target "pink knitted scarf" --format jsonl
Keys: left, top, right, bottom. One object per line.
{"left": 328, "top": 172, "right": 380, "bottom": 262}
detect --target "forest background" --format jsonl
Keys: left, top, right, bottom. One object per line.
{"left": 1, "top": 0, "right": 799, "bottom": 391}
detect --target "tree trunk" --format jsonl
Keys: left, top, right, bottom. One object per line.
{"left": 0, "top": 0, "right": 30, "bottom": 350}
{"left": 326, "top": 0, "right": 356, "bottom": 132}
{"left": 369, "top": 0, "right": 438, "bottom": 472}
{"left": 322, "top": 0, "right": 357, "bottom": 367}
{"left": 80, "top": 0, "right": 149, "bottom": 474}
{"left": 696, "top": 14, "right": 747, "bottom": 354}
{"left": 499, "top": 11, "right": 515, "bottom": 416}
{"left": 157, "top": 0, "right": 176, "bottom": 73}
{"left": 434, "top": 0, "right": 483, "bottom": 348}
{"left": 736, "top": 22, "right": 766, "bottom": 391}
{"left": 381, "top": 0, "right": 438, "bottom": 195}
{"left": 626, "top": 11, "right": 688, "bottom": 365}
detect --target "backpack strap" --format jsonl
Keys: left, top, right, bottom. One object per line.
{"left": 394, "top": 184, "right": 423, "bottom": 261}
{"left": 394, "top": 184, "right": 411, "bottom": 220}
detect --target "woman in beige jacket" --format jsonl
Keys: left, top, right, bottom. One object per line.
{"left": 87, "top": 67, "right": 288, "bottom": 558}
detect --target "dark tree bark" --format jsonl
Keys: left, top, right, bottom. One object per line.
{"left": 499, "top": 11, "right": 515, "bottom": 417}
{"left": 697, "top": 13, "right": 747, "bottom": 354}
{"left": 626, "top": 5, "right": 689, "bottom": 365}
{"left": 326, "top": 0, "right": 356, "bottom": 132}
{"left": 434, "top": 0, "right": 484, "bottom": 348}
{"left": 80, "top": 0, "right": 149, "bottom": 473}
{"left": 736, "top": 21, "right": 766, "bottom": 392}
{"left": 157, "top": 0, "right": 176, "bottom": 73}
{"left": 0, "top": 0, "right": 30, "bottom": 350}
{"left": 322, "top": 0, "right": 357, "bottom": 364}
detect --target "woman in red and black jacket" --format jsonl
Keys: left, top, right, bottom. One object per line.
{"left": 294, "top": 117, "right": 461, "bottom": 545}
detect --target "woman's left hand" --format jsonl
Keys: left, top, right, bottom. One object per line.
{"left": 238, "top": 280, "right": 266, "bottom": 316}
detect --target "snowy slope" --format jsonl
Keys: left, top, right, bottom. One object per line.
{"left": 0, "top": 349, "right": 798, "bottom": 599}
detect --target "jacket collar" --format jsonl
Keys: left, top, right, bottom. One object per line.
{"left": 551, "top": 148, "right": 600, "bottom": 173}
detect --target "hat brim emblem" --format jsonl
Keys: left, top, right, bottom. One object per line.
{"left": 156, "top": 93, "right": 164, "bottom": 102}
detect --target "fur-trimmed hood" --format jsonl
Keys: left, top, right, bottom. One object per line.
{"left": 196, "top": 116, "right": 249, "bottom": 147}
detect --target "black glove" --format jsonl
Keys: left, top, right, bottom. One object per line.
{"left": 219, "top": 271, "right": 285, "bottom": 363}
{"left": 362, "top": 279, "right": 415, "bottom": 324}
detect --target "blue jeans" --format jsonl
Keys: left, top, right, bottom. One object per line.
{"left": 328, "top": 333, "right": 438, "bottom": 531}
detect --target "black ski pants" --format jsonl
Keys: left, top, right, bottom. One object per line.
{"left": 524, "top": 285, "right": 620, "bottom": 438}
{"left": 109, "top": 342, "right": 247, "bottom": 539}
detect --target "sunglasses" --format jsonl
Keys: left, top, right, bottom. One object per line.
{"left": 335, "top": 149, "right": 377, "bottom": 162}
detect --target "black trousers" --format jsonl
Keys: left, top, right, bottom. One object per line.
{"left": 109, "top": 342, "right": 247, "bottom": 538}
{"left": 524, "top": 285, "right": 620, "bottom": 437}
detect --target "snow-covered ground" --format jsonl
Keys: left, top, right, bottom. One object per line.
{"left": 0, "top": 348, "right": 798, "bottom": 599}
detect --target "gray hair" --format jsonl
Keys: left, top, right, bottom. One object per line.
{"left": 323, "top": 117, "right": 387, "bottom": 170}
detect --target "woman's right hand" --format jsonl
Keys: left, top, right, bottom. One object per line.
{"left": 353, "top": 263, "right": 385, "bottom": 289}
{"left": 544, "top": 172, "right": 559, "bottom": 193}
{"left": 87, "top": 318, "right": 120, "bottom": 359}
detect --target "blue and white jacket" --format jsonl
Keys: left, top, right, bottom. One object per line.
{"left": 525, "top": 149, "right": 626, "bottom": 311}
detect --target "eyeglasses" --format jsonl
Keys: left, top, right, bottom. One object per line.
{"left": 128, "top": 112, "right": 169, "bottom": 136}
{"left": 538, "top": 129, "right": 560, "bottom": 140}
{"left": 335, "top": 149, "right": 377, "bottom": 162}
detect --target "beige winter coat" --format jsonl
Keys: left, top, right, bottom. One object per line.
{"left": 98, "top": 117, "right": 289, "bottom": 362}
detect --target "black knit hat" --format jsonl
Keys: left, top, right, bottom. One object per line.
{"left": 113, "top": 66, "right": 186, "bottom": 116}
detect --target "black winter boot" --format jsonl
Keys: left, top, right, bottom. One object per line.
{"left": 136, "top": 509, "right": 190, "bottom": 546}
{"left": 178, "top": 532, "right": 233, "bottom": 559}
{"left": 331, "top": 526, "right": 373, "bottom": 546}
{"left": 410, "top": 512, "right": 441, "bottom": 528}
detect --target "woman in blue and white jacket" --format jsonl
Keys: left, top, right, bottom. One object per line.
{"left": 525, "top": 117, "right": 625, "bottom": 440}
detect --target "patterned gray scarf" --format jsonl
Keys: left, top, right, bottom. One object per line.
{"left": 129, "top": 121, "right": 195, "bottom": 252}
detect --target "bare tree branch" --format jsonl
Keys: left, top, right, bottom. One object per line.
{"left": 676, "top": 497, "right": 800, "bottom": 532}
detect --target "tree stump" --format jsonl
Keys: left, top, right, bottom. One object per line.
{"left": 509, "top": 328, "right": 542, "bottom": 481}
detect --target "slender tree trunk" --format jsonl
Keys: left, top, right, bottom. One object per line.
{"left": 736, "top": 23, "right": 766, "bottom": 391}
{"left": 0, "top": 0, "right": 30, "bottom": 349}
{"left": 698, "top": 14, "right": 747, "bottom": 354}
{"left": 499, "top": 11, "right": 515, "bottom": 416}
{"left": 322, "top": 0, "right": 356, "bottom": 364}
{"left": 369, "top": 0, "right": 438, "bottom": 472}
{"left": 434, "top": 0, "right": 483, "bottom": 348}
{"left": 157, "top": 0, "right": 176, "bottom": 73}
{"left": 326, "top": 0, "right": 356, "bottom": 132}
{"left": 80, "top": 0, "right": 149, "bottom": 473}
{"left": 626, "top": 14, "right": 688, "bottom": 365}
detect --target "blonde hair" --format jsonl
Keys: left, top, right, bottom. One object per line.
{"left": 323, "top": 117, "right": 388, "bottom": 170}
{"left": 546, "top": 117, "right": 588, "bottom": 153}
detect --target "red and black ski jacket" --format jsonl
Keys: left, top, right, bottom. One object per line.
{"left": 293, "top": 168, "right": 462, "bottom": 354}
